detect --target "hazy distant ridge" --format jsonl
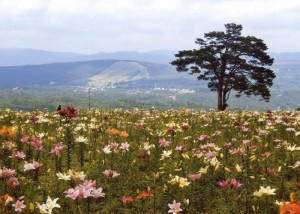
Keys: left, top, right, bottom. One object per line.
{"left": 0, "top": 48, "right": 299, "bottom": 90}
{"left": 0, "top": 48, "right": 175, "bottom": 66}
{"left": 0, "top": 58, "right": 197, "bottom": 89}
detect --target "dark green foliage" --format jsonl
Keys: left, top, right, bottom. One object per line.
{"left": 171, "top": 23, "right": 276, "bottom": 110}
{"left": 2, "top": 86, "right": 300, "bottom": 111}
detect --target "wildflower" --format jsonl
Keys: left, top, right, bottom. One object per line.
{"left": 103, "top": 169, "right": 120, "bottom": 178}
{"left": 168, "top": 200, "right": 182, "bottom": 214}
{"left": 135, "top": 121, "right": 146, "bottom": 129}
{"left": 169, "top": 175, "right": 190, "bottom": 188}
{"left": 213, "top": 130, "right": 222, "bottom": 136}
{"left": 279, "top": 193, "right": 300, "bottom": 214}
{"left": 68, "top": 170, "right": 86, "bottom": 181}
{"left": 167, "top": 121, "right": 176, "bottom": 128}
{"left": 91, "top": 187, "right": 105, "bottom": 198}
{"left": 0, "top": 168, "right": 5, "bottom": 178}
{"left": 224, "top": 142, "right": 232, "bottom": 148}
{"left": 242, "top": 140, "right": 251, "bottom": 145}
{"left": 33, "top": 161, "right": 43, "bottom": 169}
{"left": 230, "top": 147, "right": 245, "bottom": 155}
{"left": 218, "top": 180, "right": 229, "bottom": 189}
{"left": 56, "top": 172, "right": 71, "bottom": 181}
{"left": 233, "top": 121, "right": 240, "bottom": 126}
{"left": 12, "top": 200, "right": 26, "bottom": 212}
{"left": 77, "top": 185, "right": 93, "bottom": 199}
{"left": 199, "top": 165, "right": 209, "bottom": 174}
{"left": 182, "top": 153, "right": 190, "bottom": 159}
{"left": 75, "top": 136, "right": 88, "bottom": 144}
{"left": 30, "top": 137, "right": 43, "bottom": 151}
{"left": 36, "top": 197, "right": 60, "bottom": 214}
{"left": 280, "top": 202, "right": 300, "bottom": 214}
{"left": 3, "top": 167, "right": 16, "bottom": 176}
{"left": 1, "top": 194, "right": 14, "bottom": 206}
{"left": 8, "top": 128, "right": 17, "bottom": 138}
{"left": 259, "top": 130, "right": 269, "bottom": 136}
{"left": 262, "top": 152, "right": 273, "bottom": 158}
{"left": 286, "top": 127, "right": 295, "bottom": 132}
{"left": 167, "top": 127, "right": 175, "bottom": 135}
{"left": 3, "top": 141, "right": 16, "bottom": 150}
{"left": 108, "top": 141, "right": 118, "bottom": 148}
{"left": 197, "top": 135, "right": 209, "bottom": 141}
{"left": 102, "top": 145, "right": 112, "bottom": 154}
{"left": 175, "top": 146, "right": 186, "bottom": 152}
{"left": 181, "top": 124, "right": 189, "bottom": 131}
{"left": 0, "top": 127, "right": 16, "bottom": 138}
{"left": 287, "top": 145, "right": 300, "bottom": 151}
{"left": 121, "top": 196, "right": 135, "bottom": 204}
{"left": 102, "top": 169, "right": 111, "bottom": 177}
{"left": 189, "top": 173, "right": 201, "bottom": 181}
{"left": 205, "top": 151, "right": 216, "bottom": 158}
{"left": 249, "top": 155, "right": 256, "bottom": 161}
{"left": 14, "top": 151, "right": 26, "bottom": 159}
{"left": 21, "top": 134, "right": 29, "bottom": 144}
{"left": 82, "top": 180, "right": 96, "bottom": 189}
{"left": 266, "top": 168, "right": 276, "bottom": 174}
{"left": 160, "top": 150, "right": 172, "bottom": 160}
{"left": 240, "top": 126, "right": 250, "bottom": 132}
{"left": 120, "top": 142, "right": 130, "bottom": 151}
{"left": 159, "top": 139, "right": 171, "bottom": 147}
{"left": 142, "top": 142, "right": 155, "bottom": 151}
{"left": 275, "top": 200, "right": 290, "bottom": 206}
{"left": 50, "top": 143, "right": 65, "bottom": 155}
{"left": 235, "top": 164, "right": 242, "bottom": 172}
{"left": 7, "top": 177, "right": 19, "bottom": 187}
{"left": 111, "top": 171, "right": 120, "bottom": 178}
{"left": 154, "top": 172, "right": 160, "bottom": 180}
{"left": 184, "top": 198, "right": 190, "bottom": 206}
{"left": 230, "top": 179, "right": 243, "bottom": 189}
{"left": 37, "top": 132, "right": 46, "bottom": 138}
{"left": 58, "top": 105, "right": 76, "bottom": 118}
{"left": 274, "top": 139, "right": 282, "bottom": 143}
{"left": 253, "top": 186, "right": 276, "bottom": 197}
{"left": 108, "top": 128, "right": 119, "bottom": 135}
{"left": 24, "top": 163, "right": 35, "bottom": 171}
{"left": 119, "top": 131, "right": 129, "bottom": 138}
{"left": 65, "top": 188, "right": 80, "bottom": 200}
{"left": 30, "top": 115, "right": 39, "bottom": 123}
{"left": 136, "top": 191, "right": 154, "bottom": 199}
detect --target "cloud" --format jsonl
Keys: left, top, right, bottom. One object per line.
{"left": 0, "top": 0, "right": 299, "bottom": 53}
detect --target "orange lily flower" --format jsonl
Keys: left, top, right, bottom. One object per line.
{"left": 119, "top": 131, "right": 129, "bottom": 138}
{"left": 136, "top": 191, "right": 154, "bottom": 199}
{"left": 108, "top": 128, "right": 119, "bottom": 135}
{"left": 280, "top": 193, "right": 300, "bottom": 214}
{"left": 1, "top": 194, "right": 14, "bottom": 206}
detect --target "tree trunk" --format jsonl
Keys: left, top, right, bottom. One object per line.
{"left": 222, "top": 91, "right": 227, "bottom": 110}
{"left": 218, "top": 58, "right": 226, "bottom": 111}
{"left": 217, "top": 86, "right": 223, "bottom": 111}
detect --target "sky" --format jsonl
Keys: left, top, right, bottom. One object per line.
{"left": 0, "top": 0, "right": 299, "bottom": 54}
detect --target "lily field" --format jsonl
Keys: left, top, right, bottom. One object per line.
{"left": 0, "top": 107, "right": 300, "bottom": 213}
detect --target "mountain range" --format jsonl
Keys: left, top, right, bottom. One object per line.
{"left": 0, "top": 48, "right": 197, "bottom": 89}
{"left": 0, "top": 48, "right": 299, "bottom": 90}
{"left": 0, "top": 48, "right": 175, "bottom": 66}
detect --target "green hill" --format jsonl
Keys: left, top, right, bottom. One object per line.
{"left": 0, "top": 59, "right": 197, "bottom": 89}
{"left": 89, "top": 61, "right": 149, "bottom": 87}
